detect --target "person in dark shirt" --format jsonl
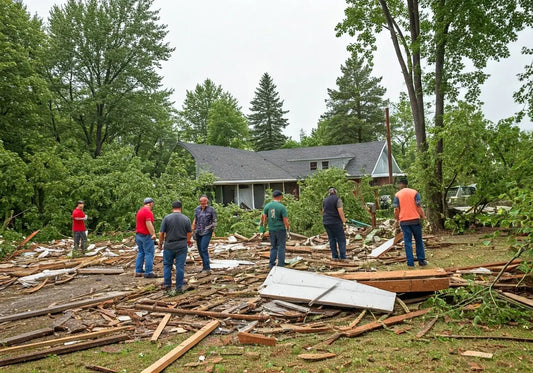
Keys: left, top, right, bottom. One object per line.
{"left": 158, "top": 200, "right": 192, "bottom": 295}
{"left": 322, "top": 187, "right": 347, "bottom": 260}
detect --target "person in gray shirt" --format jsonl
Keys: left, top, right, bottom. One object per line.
{"left": 158, "top": 200, "right": 192, "bottom": 295}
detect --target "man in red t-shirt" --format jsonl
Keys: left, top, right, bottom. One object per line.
{"left": 135, "top": 197, "right": 158, "bottom": 278}
{"left": 72, "top": 200, "right": 87, "bottom": 255}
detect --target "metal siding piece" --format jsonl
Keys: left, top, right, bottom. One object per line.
{"left": 259, "top": 267, "right": 396, "bottom": 313}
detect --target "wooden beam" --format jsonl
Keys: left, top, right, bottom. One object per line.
{"left": 0, "top": 292, "right": 126, "bottom": 323}
{"left": 434, "top": 334, "right": 533, "bottom": 342}
{"left": 135, "top": 304, "right": 269, "bottom": 321}
{"left": 0, "top": 328, "right": 54, "bottom": 347}
{"left": 298, "top": 352, "right": 336, "bottom": 361}
{"left": 343, "top": 308, "right": 431, "bottom": 338}
{"left": 85, "top": 365, "right": 119, "bottom": 373}
{"left": 238, "top": 332, "right": 276, "bottom": 346}
{"left": 0, "top": 334, "right": 130, "bottom": 367}
{"left": 150, "top": 314, "right": 171, "bottom": 343}
{"left": 141, "top": 319, "right": 220, "bottom": 373}
{"left": 359, "top": 277, "right": 450, "bottom": 293}
{"left": 330, "top": 268, "right": 449, "bottom": 281}
{"left": 0, "top": 327, "right": 132, "bottom": 354}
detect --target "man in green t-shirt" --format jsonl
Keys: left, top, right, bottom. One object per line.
{"left": 260, "top": 190, "right": 290, "bottom": 268}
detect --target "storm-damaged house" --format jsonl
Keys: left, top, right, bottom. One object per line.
{"left": 179, "top": 141, "right": 403, "bottom": 209}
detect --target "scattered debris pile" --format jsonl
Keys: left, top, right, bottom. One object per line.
{"left": 0, "top": 221, "right": 531, "bottom": 370}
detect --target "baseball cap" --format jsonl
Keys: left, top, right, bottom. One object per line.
{"left": 272, "top": 190, "right": 283, "bottom": 197}
{"left": 143, "top": 197, "right": 154, "bottom": 204}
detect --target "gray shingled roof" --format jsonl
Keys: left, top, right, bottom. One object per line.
{"left": 179, "top": 142, "right": 294, "bottom": 183}
{"left": 179, "top": 141, "right": 388, "bottom": 183}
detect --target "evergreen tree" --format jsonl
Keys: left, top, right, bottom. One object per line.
{"left": 179, "top": 78, "right": 227, "bottom": 143}
{"left": 248, "top": 73, "right": 289, "bottom": 151}
{"left": 320, "top": 51, "right": 387, "bottom": 144}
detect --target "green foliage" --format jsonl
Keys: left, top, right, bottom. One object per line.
{"left": 207, "top": 99, "right": 250, "bottom": 149}
{"left": 286, "top": 168, "right": 370, "bottom": 236}
{"left": 46, "top": 0, "right": 175, "bottom": 157}
{"left": 320, "top": 51, "right": 388, "bottom": 144}
{"left": 0, "top": 0, "right": 50, "bottom": 155}
{"left": 179, "top": 79, "right": 236, "bottom": 144}
{"left": 212, "top": 203, "right": 261, "bottom": 237}
{"left": 427, "top": 284, "right": 532, "bottom": 327}
{"left": 248, "top": 72, "right": 289, "bottom": 151}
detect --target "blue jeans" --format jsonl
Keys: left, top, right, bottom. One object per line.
{"left": 324, "top": 223, "right": 346, "bottom": 259}
{"left": 163, "top": 248, "right": 188, "bottom": 290}
{"left": 135, "top": 233, "right": 155, "bottom": 275}
{"left": 269, "top": 230, "right": 286, "bottom": 268}
{"left": 400, "top": 223, "right": 425, "bottom": 266}
{"left": 196, "top": 232, "right": 212, "bottom": 271}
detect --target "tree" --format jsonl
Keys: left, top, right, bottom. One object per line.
{"left": 515, "top": 47, "right": 533, "bottom": 122}
{"left": 206, "top": 98, "right": 249, "bottom": 148}
{"left": 320, "top": 51, "right": 388, "bottom": 144}
{"left": 390, "top": 92, "right": 416, "bottom": 170}
{"left": 337, "top": 0, "right": 533, "bottom": 228}
{"left": 248, "top": 73, "right": 289, "bottom": 151}
{"left": 0, "top": 0, "right": 50, "bottom": 155}
{"left": 45, "top": 0, "right": 174, "bottom": 157}
{"left": 179, "top": 79, "right": 235, "bottom": 143}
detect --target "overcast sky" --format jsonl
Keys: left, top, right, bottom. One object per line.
{"left": 23, "top": 0, "right": 533, "bottom": 139}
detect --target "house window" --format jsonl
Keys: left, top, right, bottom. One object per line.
{"left": 322, "top": 161, "right": 329, "bottom": 169}
{"left": 310, "top": 161, "right": 317, "bottom": 170}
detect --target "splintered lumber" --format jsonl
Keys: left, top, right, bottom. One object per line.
{"left": 0, "top": 333, "right": 129, "bottom": 367}
{"left": 0, "top": 327, "right": 132, "bottom": 354}
{"left": 0, "top": 292, "right": 126, "bottom": 323}
{"left": 22, "top": 278, "right": 49, "bottom": 294}
{"left": 141, "top": 319, "right": 220, "bottom": 373}
{"left": 415, "top": 314, "right": 439, "bottom": 338}
{"left": 16, "top": 230, "right": 40, "bottom": 248}
{"left": 150, "top": 314, "right": 171, "bottom": 342}
{"left": 0, "top": 328, "right": 54, "bottom": 347}
{"left": 343, "top": 308, "right": 431, "bottom": 338}
{"left": 135, "top": 304, "right": 269, "bottom": 321}
{"left": 259, "top": 266, "right": 396, "bottom": 313}
{"left": 298, "top": 352, "right": 336, "bottom": 361}
{"left": 238, "top": 332, "right": 276, "bottom": 346}
{"left": 85, "top": 365, "right": 118, "bottom": 373}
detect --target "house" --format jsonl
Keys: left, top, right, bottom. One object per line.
{"left": 179, "top": 141, "right": 403, "bottom": 209}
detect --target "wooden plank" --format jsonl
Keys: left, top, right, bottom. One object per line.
{"left": 344, "top": 308, "right": 431, "bottom": 338}
{"left": 445, "top": 258, "right": 523, "bottom": 272}
{"left": 150, "top": 314, "right": 171, "bottom": 342}
{"left": 85, "top": 365, "right": 118, "bottom": 373}
{"left": 434, "top": 334, "right": 533, "bottom": 342}
{"left": 16, "top": 230, "right": 40, "bottom": 248}
{"left": 298, "top": 352, "right": 336, "bottom": 361}
{"left": 460, "top": 350, "right": 493, "bottom": 359}
{"left": 330, "top": 268, "right": 449, "bottom": 281}
{"left": 238, "top": 332, "right": 276, "bottom": 346}
{"left": 0, "top": 333, "right": 129, "bottom": 367}
{"left": 0, "top": 292, "right": 126, "bottom": 323}
{"left": 77, "top": 267, "right": 124, "bottom": 275}
{"left": 280, "top": 324, "right": 332, "bottom": 333}
{"left": 415, "top": 314, "right": 439, "bottom": 338}
{"left": 135, "top": 304, "right": 269, "bottom": 321}
{"left": 141, "top": 319, "right": 220, "bottom": 373}
{"left": 0, "top": 327, "right": 132, "bottom": 354}
{"left": 22, "top": 278, "right": 48, "bottom": 294}
{"left": 501, "top": 292, "right": 533, "bottom": 308}
{"left": 0, "top": 328, "right": 54, "bottom": 347}
{"left": 359, "top": 277, "right": 450, "bottom": 293}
